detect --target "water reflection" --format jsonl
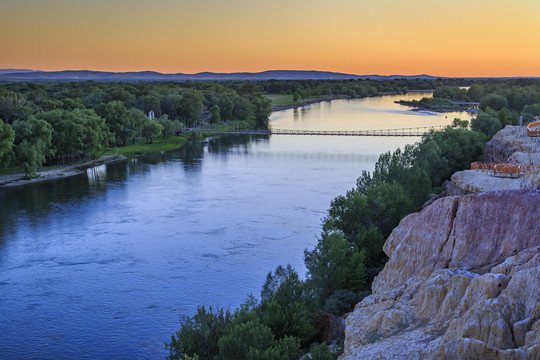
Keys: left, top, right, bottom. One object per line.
{"left": 270, "top": 93, "right": 473, "bottom": 131}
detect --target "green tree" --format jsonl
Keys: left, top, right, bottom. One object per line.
{"left": 304, "top": 231, "right": 367, "bottom": 301}
{"left": 497, "top": 107, "right": 518, "bottom": 127}
{"left": 233, "top": 97, "right": 254, "bottom": 121}
{"left": 471, "top": 109, "right": 502, "bottom": 137}
{"left": 104, "top": 100, "right": 131, "bottom": 146}
{"left": 363, "top": 182, "right": 414, "bottom": 237}
{"left": 251, "top": 95, "right": 271, "bottom": 128}
{"left": 141, "top": 119, "right": 163, "bottom": 143}
{"left": 40, "top": 98, "right": 63, "bottom": 111}
{"left": 467, "top": 84, "right": 485, "bottom": 102}
{"left": 12, "top": 117, "right": 53, "bottom": 177}
{"left": 416, "top": 139, "right": 446, "bottom": 187}
{"left": 62, "top": 98, "right": 85, "bottom": 111}
{"left": 178, "top": 91, "right": 204, "bottom": 124}
{"left": 161, "top": 93, "right": 182, "bottom": 119}
{"left": 209, "top": 105, "right": 221, "bottom": 124}
{"left": 451, "top": 118, "right": 469, "bottom": 129}
{"left": 0, "top": 120, "right": 15, "bottom": 166}
{"left": 128, "top": 108, "right": 149, "bottom": 143}
{"left": 36, "top": 109, "right": 109, "bottom": 163}
{"left": 135, "top": 94, "right": 161, "bottom": 116}
{"left": 0, "top": 92, "right": 31, "bottom": 124}
{"left": 416, "top": 127, "right": 486, "bottom": 186}
{"left": 259, "top": 265, "right": 319, "bottom": 346}
{"left": 157, "top": 115, "right": 176, "bottom": 139}
{"left": 433, "top": 86, "right": 456, "bottom": 99}
{"left": 480, "top": 93, "right": 508, "bottom": 111}
{"left": 166, "top": 306, "right": 233, "bottom": 360}
{"left": 355, "top": 148, "right": 430, "bottom": 208}
{"left": 522, "top": 103, "right": 540, "bottom": 119}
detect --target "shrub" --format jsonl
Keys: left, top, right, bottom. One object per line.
{"left": 166, "top": 306, "right": 233, "bottom": 360}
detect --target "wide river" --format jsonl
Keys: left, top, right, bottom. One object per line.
{"left": 0, "top": 93, "right": 472, "bottom": 359}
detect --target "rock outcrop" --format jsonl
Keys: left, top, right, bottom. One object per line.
{"left": 485, "top": 125, "right": 540, "bottom": 164}
{"left": 341, "top": 190, "right": 540, "bottom": 359}
{"left": 446, "top": 125, "right": 540, "bottom": 195}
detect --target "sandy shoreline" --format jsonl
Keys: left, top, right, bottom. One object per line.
{"left": 0, "top": 154, "right": 125, "bottom": 188}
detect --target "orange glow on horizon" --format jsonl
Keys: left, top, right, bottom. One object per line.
{"left": 1, "top": 0, "right": 540, "bottom": 77}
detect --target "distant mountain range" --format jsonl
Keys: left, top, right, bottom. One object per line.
{"left": 0, "top": 69, "right": 537, "bottom": 82}
{"left": 0, "top": 69, "right": 444, "bottom": 82}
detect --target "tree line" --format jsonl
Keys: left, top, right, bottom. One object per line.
{"left": 3, "top": 78, "right": 539, "bottom": 178}
{"left": 0, "top": 81, "right": 273, "bottom": 177}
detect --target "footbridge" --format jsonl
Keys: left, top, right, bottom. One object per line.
{"left": 182, "top": 125, "right": 446, "bottom": 137}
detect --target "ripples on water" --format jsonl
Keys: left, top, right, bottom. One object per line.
{"left": 0, "top": 94, "right": 472, "bottom": 359}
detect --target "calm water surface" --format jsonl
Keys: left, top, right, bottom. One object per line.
{"left": 0, "top": 93, "right": 472, "bottom": 359}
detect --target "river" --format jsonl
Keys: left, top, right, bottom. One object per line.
{"left": 0, "top": 93, "right": 472, "bottom": 359}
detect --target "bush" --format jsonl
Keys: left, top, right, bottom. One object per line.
{"left": 218, "top": 320, "right": 300, "bottom": 360}
{"left": 308, "top": 342, "right": 343, "bottom": 360}
{"left": 166, "top": 306, "right": 233, "bottom": 360}
{"left": 260, "top": 265, "right": 319, "bottom": 346}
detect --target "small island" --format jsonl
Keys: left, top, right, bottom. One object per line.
{"left": 396, "top": 86, "right": 480, "bottom": 113}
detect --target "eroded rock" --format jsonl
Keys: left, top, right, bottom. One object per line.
{"left": 341, "top": 190, "right": 540, "bottom": 360}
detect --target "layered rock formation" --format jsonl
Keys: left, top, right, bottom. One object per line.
{"left": 485, "top": 125, "right": 540, "bottom": 165}
{"left": 341, "top": 190, "right": 540, "bottom": 359}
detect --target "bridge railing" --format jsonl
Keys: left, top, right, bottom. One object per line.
{"left": 182, "top": 125, "right": 446, "bottom": 137}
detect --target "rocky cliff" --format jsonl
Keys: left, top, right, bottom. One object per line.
{"left": 484, "top": 125, "right": 540, "bottom": 164}
{"left": 341, "top": 190, "right": 540, "bottom": 359}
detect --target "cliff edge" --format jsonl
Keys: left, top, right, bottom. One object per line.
{"left": 341, "top": 190, "right": 540, "bottom": 359}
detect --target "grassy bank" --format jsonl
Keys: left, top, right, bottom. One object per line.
{"left": 0, "top": 135, "right": 189, "bottom": 183}
{"left": 103, "top": 135, "right": 188, "bottom": 157}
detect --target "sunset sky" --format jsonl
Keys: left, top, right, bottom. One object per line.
{"left": 1, "top": 0, "right": 539, "bottom": 77}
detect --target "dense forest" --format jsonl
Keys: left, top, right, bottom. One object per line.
{"left": 0, "top": 81, "right": 273, "bottom": 177}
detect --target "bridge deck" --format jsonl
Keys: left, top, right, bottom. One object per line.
{"left": 183, "top": 126, "right": 445, "bottom": 137}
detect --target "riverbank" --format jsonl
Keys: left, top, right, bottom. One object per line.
{"left": 0, "top": 154, "right": 126, "bottom": 187}
{"left": 0, "top": 136, "right": 189, "bottom": 188}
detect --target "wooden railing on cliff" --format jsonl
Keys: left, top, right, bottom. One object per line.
{"left": 471, "top": 162, "right": 540, "bottom": 178}
{"left": 527, "top": 120, "right": 540, "bottom": 137}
